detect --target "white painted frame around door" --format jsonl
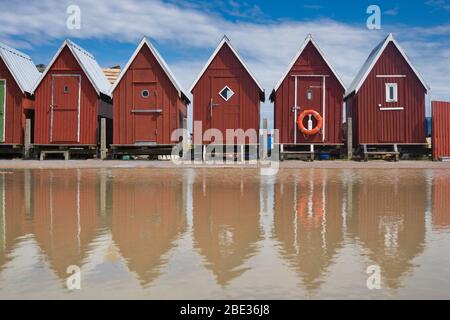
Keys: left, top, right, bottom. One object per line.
{"left": 0, "top": 79, "right": 6, "bottom": 143}
{"left": 50, "top": 74, "right": 81, "bottom": 143}
{"left": 291, "top": 75, "right": 328, "bottom": 143}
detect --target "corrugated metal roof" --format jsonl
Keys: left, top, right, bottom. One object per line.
{"left": 0, "top": 41, "right": 40, "bottom": 94}
{"left": 32, "top": 39, "right": 112, "bottom": 97}
{"left": 110, "top": 37, "right": 190, "bottom": 102}
{"left": 345, "top": 33, "right": 429, "bottom": 98}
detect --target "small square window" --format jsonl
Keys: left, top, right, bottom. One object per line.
{"left": 219, "top": 86, "right": 234, "bottom": 101}
{"left": 64, "top": 86, "right": 69, "bottom": 93}
{"left": 385, "top": 83, "right": 398, "bottom": 102}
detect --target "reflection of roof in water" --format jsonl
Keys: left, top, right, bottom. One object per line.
{"left": 32, "top": 172, "right": 99, "bottom": 280}
{"left": 111, "top": 178, "right": 186, "bottom": 286}
{"left": 192, "top": 178, "right": 263, "bottom": 287}
{"left": 273, "top": 174, "right": 345, "bottom": 292}
{"left": 346, "top": 173, "right": 427, "bottom": 289}
{"left": 0, "top": 172, "right": 34, "bottom": 272}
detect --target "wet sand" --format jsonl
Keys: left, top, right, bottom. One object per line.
{"left": 0, "top": 159, "right": 450, "bottom": 169}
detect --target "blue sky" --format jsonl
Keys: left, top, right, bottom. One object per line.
{"left": 1, "top": 0, "right": 449, "bottom": 128}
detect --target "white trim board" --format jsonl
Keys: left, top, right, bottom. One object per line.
{"left": 0, "top": 79, "right": 5, "bottom": 142}
{"left": 273, "top": 34, "right": 346, "bottom": 93}
{"left": 189, "top": 36, "right": 265, "bottom": 98}
{"left": 380, "top": 107, "right": 404, "bottom": 111}
{"left": 345, "top": 33, "right": 429, "bottom": 98}
{"left": 110, "top": 37, "right": 189, "bottom": 102}
{"left": 376, "top": 75, "right": 406, "bottom": 78}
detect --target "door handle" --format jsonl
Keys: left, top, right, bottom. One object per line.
{"left": 209, "top": 99, "right": 219, "bottom": 118}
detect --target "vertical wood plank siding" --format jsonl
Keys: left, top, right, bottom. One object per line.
{"left": 192, "top": 45, "right": 261, "bottom": 143}
{"left": 345, "top": 43, "right": 426, "bottom": 145}
{"left": 34, "top": 47, "right": 100, "bottom": 145}
{"left": 0, "top": 58, "right": 27, "bottom": 144}
{"left": 113, "top": 45, "right": 187, "bottom": 145}
{"left": 273, "top": 42, "right": 345, "bottom": 144}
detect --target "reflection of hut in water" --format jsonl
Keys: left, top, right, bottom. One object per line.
{"left": 192, "top": 174, "right": 263, "bottom": 287}
{"left": 432, "top": 174, "right": 450, "bottom": 230}
{"left": 32, "top": 170, "right": 99, "bottom": 280}
{"left": 347, "top": 171, "right": 427, "bottom": 289}
{"left": 111, "top": 171, "right": 186, "bottom": 286}
{"left": 0, "top": 171, "right": 33, "bottom": 271}
{"left": 273, "top": 171, "right": 345, "bottom": 291}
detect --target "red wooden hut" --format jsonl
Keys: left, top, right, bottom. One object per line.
{"left": 270, "top": 34, "right": 346, "bottom": 160}
{"left": 0, "top": 42, "right": 40, "bottom": 153}
{"left": 345, "top": 33, "right": 429, "bottom": 158}
{"left": 110, "top": 37, "right": 190, "bottom": 156}
{"left": 190, "top": 36, "right": 265, "bottom": 149}
{"left": 32, "top": 39, "right": 112, "bottom": 157}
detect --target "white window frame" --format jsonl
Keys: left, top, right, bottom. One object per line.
{"left": 385, "top": 83, "right": 398, "bottom": 103}
{"left": 219, "top": 85, "right": 234, "bottom": 102}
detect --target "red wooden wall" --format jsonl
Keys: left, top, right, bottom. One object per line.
{"left": 345, "top": 42, "right": 426, "bottom": 145}
{"left": 192, "top": 44, "right": 262, "bottom": 144}
{"left": 0, "top": 58, "right": 31, "bottom": 144}
{"left": 34, "top": 46, "right": 100, "bottom": 145}
{"left": 112, "top": 45, "right": 188, "bottom": 145}
{"left": 273, "top": 42, "right": 345, "bottom": 144}
{"left": 432, "top": 101, "right": 450, "bottom": 160}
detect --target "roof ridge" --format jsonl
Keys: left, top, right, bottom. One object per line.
{"left": 66, "top": 39, "right": 96, "bottom": 60}
{"left": 0, "top": 41, "right": 32, "bottom": 61}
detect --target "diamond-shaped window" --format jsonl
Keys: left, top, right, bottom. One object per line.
{"left": 219, "top": 86, "right": 234, "bottom": 101}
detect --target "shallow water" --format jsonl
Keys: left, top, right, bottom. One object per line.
{"left": 0, "top": 168, "right": 449, "bottom": 299}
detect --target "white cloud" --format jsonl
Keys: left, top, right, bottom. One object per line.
{"left": 1, "top": 0, "right": 449, "bottom": 124}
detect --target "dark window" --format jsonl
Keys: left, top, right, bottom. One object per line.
{"left": 219, "top": 86, "right": 234, "bottom": 101}
{"left": 141, "top": 90, "right": 150, "bottom": 98}
{"left": 64, "top": 86, "right": 69, "bottom": 93}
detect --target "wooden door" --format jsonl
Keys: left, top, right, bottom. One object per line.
{"left": 296, "top": 77, "right": 323, "bottom": 143}
{"left": 210, "top": 77, "right": 240, "bottom": 143}
{"left": 133, "top": 83, "right": 159, "bottom": 143}
{"left": 51, "top": 75, "right": 80, "bottom": 143}
{"left": 377, "top": 77, "right": 405, "bottom": 143}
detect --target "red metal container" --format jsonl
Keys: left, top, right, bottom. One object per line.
{"left": 345, "top": 34, "right": 428, "bottom": 146}
{"left": 271, "top": 35, "right": 346, "bottom": 144}
{"left": 111, "top": 38, "right": 189, "bottom": 145}
{"left": 33, "top": 40, "right": 112, "bottom": 145}
{"left": 190, "top": 37, "right": 265, "bottom": 144}
{"left": 432, "top": 101, "right": 450, "bottom": 160}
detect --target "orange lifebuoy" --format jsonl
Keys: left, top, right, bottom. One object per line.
{"left": 298, "top": 110, "right": 323, "bottom": 135}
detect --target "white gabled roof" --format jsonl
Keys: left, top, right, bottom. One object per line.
{"left": 32, "top": 39, "right": 111, "bottom": 97}
{"left": 111, "top": 37, "right": 189, "bottom": 102}
{"left": 273, "top": 34, "right": 346, "bottom": 93}
{"left": 189, "top": 36, "right": 265, "bottom": 100}
{"left": 345, "top": 33, "right": 429, "bottom": 98}
{"left": 0, "top": 41, "right": 40, "bottom": 94}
